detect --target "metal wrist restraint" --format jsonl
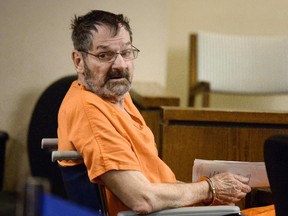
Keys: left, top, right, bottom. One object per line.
{"left": 198, "top": 176, "right": 216, "bottom": 206}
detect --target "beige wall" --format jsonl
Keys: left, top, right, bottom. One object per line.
{"left": 1, "top": 0, "right": 288, "bottom": 191}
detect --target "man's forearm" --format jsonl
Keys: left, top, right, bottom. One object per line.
{"left": 101, "top": 170, "right": 210, "bottom": 214}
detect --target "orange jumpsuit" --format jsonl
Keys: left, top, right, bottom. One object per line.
{"left": 58, "top": 81, "right": 275, "bottom": 216}
{"left": 58, "top": 81, "right": 176, "bottom": 216}
{"left": 242, "top": 205, "right": 275, "bottom": 216}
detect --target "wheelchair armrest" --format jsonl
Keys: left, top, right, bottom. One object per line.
{"left": 41, "top": 138, "right": 58, "bottom": 150}
{"left": 51, "top": 151, "right": 82, "bottom": 162}
{"left": 117, "top": 205, "right": 242, "bottom": 216}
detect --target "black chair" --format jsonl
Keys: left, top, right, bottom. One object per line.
{"left": 60, "top": 164, "right": 105, "bottom": 214}
{"left": 27, "top": 75, "right": 106, "bottom": 214}
{"left": 0, "top": 131, "right": 8, "bottom": 190}
{"left": 27, "top": 75, "right": 77, "bottom": 198}
{"left": 0, "top": 131, "right": 17, "bottom": 216}
{"left": 264, "top": 134, "right": 288, "bottom": 216}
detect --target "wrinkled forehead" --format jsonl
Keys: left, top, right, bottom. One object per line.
{"left": 91, "top": 25, "right": 131, "bottom": 50}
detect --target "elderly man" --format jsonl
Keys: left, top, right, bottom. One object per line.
{"left": 57, "top": 10, "right": 251, "bottom": 216}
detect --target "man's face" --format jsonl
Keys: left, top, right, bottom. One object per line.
{"left": 82, "top": 25, "right": 134, "bottom": 102}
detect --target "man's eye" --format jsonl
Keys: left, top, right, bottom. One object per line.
{"left": 97, "top": 52, "right": 114, "bottom": 60}
{"left": 121, "top": 50, "right": 132, "bottom": 58}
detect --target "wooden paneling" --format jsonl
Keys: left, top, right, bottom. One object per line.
{"left": 160, "top": 107, "right": 288, "bottom": 183}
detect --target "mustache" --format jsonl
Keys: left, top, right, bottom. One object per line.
{"left": 104, "top": 70, "right": 130, "bottom": 83}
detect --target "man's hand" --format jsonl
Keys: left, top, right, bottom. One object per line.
{"left": 211, "top": 172, "right": 251, "bottom": 205}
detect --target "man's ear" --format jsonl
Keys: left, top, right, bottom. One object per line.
{"left": 72, "top": 50, "right": 85, "bottom": 74}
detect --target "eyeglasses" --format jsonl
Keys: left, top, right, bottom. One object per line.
{"left": 80, "top": 45, "right": 140, "bottom": 63}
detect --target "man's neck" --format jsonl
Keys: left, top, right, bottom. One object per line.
{"left": 108, "top": 96, "right": 125, "bottom": 110}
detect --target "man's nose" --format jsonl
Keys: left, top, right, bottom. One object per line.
{"left": 112, "top": 54, "right": 128, "bottom": 69}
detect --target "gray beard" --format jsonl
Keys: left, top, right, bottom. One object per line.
{"left": 83, "top": 63, "right": 132, "bottom": 102}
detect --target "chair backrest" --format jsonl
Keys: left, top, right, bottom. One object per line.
{"left": 189, "top": 32, "right": 288, "bottom": 108}
{"left": 264, "top": 134, "right": 288, "bottom": 216}
{"left": 27, "top": 75, "right": 77, "bottom": 198}
{"left": 59, "top": 164, "right": 106, "bottom": 214}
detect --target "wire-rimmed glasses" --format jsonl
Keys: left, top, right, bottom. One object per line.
{"left": 79, "top": 45, "right": 140, "bottom": 63}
